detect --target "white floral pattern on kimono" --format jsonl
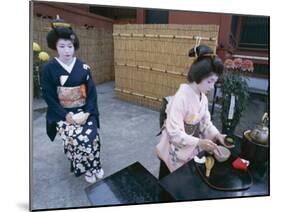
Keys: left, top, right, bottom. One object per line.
{"left": 57, "top": 116, "right": 102, "bottom": 177}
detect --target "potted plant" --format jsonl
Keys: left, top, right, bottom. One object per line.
{"left": 33, "top": 42, "right": 50, "bottom": 98}
{"left": 220, "top": 58, "right": 254, "bottom": 135}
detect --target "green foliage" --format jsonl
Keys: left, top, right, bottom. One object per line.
{"left": 220, "top": 71, "right": 250, "bottom": 132}
{"left": 33, "top": 42, "right": 49, "bottom": 98}
{"left": 33, "top": 51, "right": 42, "bottom": 98}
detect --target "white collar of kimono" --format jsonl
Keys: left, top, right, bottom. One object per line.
{"left": 55, "top": 57, "right": 77, "bottom": 73}
{"left": 187, "top": 83, "right": 202, "bottom": 103}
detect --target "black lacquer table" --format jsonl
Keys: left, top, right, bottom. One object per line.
{"left": 159, "top": 136, "right": 269, "bottom": 201}
{"left": 85, "top": 162, "right": 175, "bottom": 206}
{"left": 85, "top": 137, "right": 268, "bottom": 205}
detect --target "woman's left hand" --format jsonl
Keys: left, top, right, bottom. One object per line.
{"left": 80, "top": 112, "right": 90, "bottom": 125}
{"left": 215, "top": 133, "right": 235, "bottom": 148}
{"left": 73, "top": 112, "right": 90, "bottom": 125}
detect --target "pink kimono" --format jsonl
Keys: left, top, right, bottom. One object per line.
{"left": 156, "top": 83, "right": 219, "bottom": 172}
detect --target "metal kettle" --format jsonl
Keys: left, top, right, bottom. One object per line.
{"left": 250, "top": 113, "right": 269, "bottom": 145}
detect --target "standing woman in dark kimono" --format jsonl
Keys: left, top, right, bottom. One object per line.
{"left": 41, "top": 17, "right": 104, "bottom": 183}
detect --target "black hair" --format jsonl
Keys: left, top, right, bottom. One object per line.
{"left": 46, "top": 19, "right": 79, "bottom": 50}
{"left": 187, "top": 45, "right": 224, "bottom": 83}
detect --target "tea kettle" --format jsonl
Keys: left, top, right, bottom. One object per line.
{"left": 250, "top": 113, "right": 269, "bottom": 145}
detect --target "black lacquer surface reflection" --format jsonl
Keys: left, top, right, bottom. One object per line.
{"left": 85, "top": 162, "right": 174, "bottom": 206}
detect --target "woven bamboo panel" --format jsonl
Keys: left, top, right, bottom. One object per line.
{"left": 113, "top": 24, "right": 219, "bottom": 110}
{"left": 32, "top": 16, "right": 114, "bottom": 85}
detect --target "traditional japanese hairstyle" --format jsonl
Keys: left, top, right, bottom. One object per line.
{"left": 46, "top": 15, "right": 80, "bottom": 50}
{"left": 187, "top": 44, "right": 224, "bottom": 83}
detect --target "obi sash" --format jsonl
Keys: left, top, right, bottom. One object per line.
{"left": 57, "top": 84, "right": 86, "bottom": 108}
{"left": 157, "top": 121, "right": 200, "bottom": 137}
{"left": 184, "top": 122, "right": 200, "bottom": 137}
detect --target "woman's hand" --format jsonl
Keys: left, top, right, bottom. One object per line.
{"left": 79, "top": 112, "right": 90, "bottom": 125}
{"left": 66, "top": 112, "right": 75, "bottom": 124}
{"left": 198, "top": 139, "right": 218, "bottom": 153}
{"left": 72, "top": 112, "right": 90, "bottom": 125}
{"left": 215, "top": 133, "right": 235, "bottom": 148}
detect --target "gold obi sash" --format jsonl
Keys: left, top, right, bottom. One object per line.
{"left": 57, "top": 84, "right": 87, "bottom": 108}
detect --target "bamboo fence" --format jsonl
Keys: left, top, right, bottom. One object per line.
{"left": 113, "top": 24, "right": 219, "bottom": 110}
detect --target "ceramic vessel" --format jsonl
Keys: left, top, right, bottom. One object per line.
{"left": 213, "top": 146, "right": 231, "bottom": 162}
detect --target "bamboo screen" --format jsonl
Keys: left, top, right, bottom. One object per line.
{"left": 33, "top": 16, "right": 114, "bottom": 85}
{"left": 113, "top": 24, "right": 219, "bottom": 110}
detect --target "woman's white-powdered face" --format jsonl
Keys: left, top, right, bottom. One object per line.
{"left": 56, "top": 39, "right": 75, "bottom": 63}
{"left": 197, "top": 74, "right": 218, "bottom": 94}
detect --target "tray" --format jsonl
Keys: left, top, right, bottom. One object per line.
{"left": 194, "top": 153, "right": 253, "bottom": 191}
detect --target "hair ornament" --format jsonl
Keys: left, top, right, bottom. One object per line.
{"left": 51, "top": 14, "right": 71, "bottom": 29}
{"left": 193, "top": 36, "right": 202, "bottom": 60}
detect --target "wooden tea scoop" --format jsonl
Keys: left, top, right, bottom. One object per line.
{"left": 205, "top": 156, "right": 215, "bottom": 177}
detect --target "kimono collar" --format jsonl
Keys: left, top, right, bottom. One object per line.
{"left": 187, "top": 83, "right": 202, "bottom": 102}
{"left": 55, "top": 57, "right": 77, "bottom": 73}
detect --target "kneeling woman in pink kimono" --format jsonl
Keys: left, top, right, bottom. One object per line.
{"left": 156, "top": 45, "right": 230, "bottom": 179}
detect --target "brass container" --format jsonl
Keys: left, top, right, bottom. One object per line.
{"left": 250, "top": 125, "right": 268, "bottom": 145}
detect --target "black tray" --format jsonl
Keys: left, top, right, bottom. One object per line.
{"left": 194, "top": 153, "right": 253, "bottom": 191}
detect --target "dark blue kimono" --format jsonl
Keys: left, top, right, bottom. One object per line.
{"left": 41, "top": 58, "right": 102, "bottom": 176}
{"left": 42, "top": 58, "right": 100, "bottom": 139}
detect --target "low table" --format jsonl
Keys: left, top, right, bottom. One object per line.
{"left": 85, "top": 162, "right": 175, "bottom": 206}
{"left": 159, "top": 136, "right": 269, "bottom": 201}
{"left": 85, "top": 137, "right": 268, "bottom": 206}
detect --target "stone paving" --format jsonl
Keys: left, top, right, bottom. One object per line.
{"left": 31, "top": 81, "right": 268, "bottom": 210}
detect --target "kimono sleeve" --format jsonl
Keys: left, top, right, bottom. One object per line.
{"left": 200, "top": 101, "right": 219, "bottom": 140}
{"left": 84, "top": 69, "right": 100, "bottom": 128}
{"left": 41, "top": 64, "right": 68, "bottom": 120}
{"left": 165, "top": 91, "right": 199, "bottom": 148}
